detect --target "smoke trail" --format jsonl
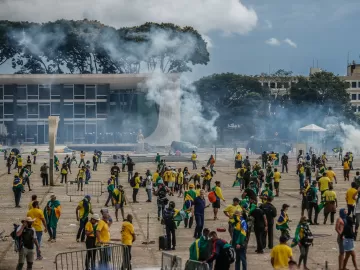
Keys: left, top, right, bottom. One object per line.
{"left": 340, "top": 123, "right": 360, "bottom": 152}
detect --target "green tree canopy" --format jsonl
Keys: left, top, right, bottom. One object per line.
{"left": 0, "top": 20, "right": 210, "bottom": 74}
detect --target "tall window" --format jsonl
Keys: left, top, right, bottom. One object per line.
{"left": 352, "top": 94, "right": 357, "bottom": 100}
{"left": 39, "top": 103, "right": 50, "bottom": 118}
{"left": 4, "top": 85, "right": 13, "bottom": 100}
{"left": 63, "top": 85, "right": 74, "bottom": 99}
{"left": 74, "top": 85, "right": 85, "bottom": 99}
{"left": 17, "top": 103, "right": 27, "bottom": 118}
{"left": 4, "top": 103, "right": 13, "bottom": 118}
{"left": 64, "top": 102, "right": 74, "bottom": 118}
{"left": 39, "top": 85, "right": 50, "bottom": 100}
{"left": 0, "top": 85, "right": 3, "bottom": 100}
{"left": 97, "top": 85, "right": 108, "bottom": 99}
{"left": 86, "top": 103, "right": 96, "bottom": 118}
{"left": 74, "top": 103, "right": 85, "bottom": 118}
{"left": 85, "top": 85, "right": 96, "bottom": 99}
{"left": 17, "top": 85, "right": 27, "bottom": 99}
{"left": 28, "top": 103, "right": 39, "bottom": 118}
{"left": 51, "top": 102, "right": 60, "bottom": 115}
{"left": 51, "top": 85, "right": 61, "bottom": 99}
{"left": 27, "top": 85, "right": 38, "bottom": 99}
{"left": 352, "top": 82, "right": 357, "bottom": 88}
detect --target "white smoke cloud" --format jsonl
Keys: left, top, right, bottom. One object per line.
{"left": 0, "top": 0, "right": 258, "bottom": 35}
{"left": 283, "top": 38, "right": 297, "bottom": 48}
{"left": 340, "top": 123, "right": 360, "bottom": 152}
{"left": 265, "top": 38, "right": 281, "bottom": 46}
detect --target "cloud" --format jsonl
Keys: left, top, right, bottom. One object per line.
{"left": 265, "top": 20, "right": 273, "bottom": 29}
{"left": 265, "top": 38, "right": 281, "bottom": 46}
{"left": 283, "top": 38, "right": 297, "bottom": 48}
{"left": 202, "top": 34, "right": 213, "bottom": 49}
{"left": 0, "top": 0, "right": 258, "bottom": 35}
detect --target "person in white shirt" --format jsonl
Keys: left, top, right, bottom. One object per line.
{"left": 146, "top": 170, "right": 153, "bottom": 203}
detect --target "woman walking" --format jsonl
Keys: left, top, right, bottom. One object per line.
{"left": 342, "top": 214, "right": 359, "bottom": 270}
{"left": 291, "top": 216, "right": 313, "bottom": 270}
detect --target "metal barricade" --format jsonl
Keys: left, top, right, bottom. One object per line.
{"left": 66, "top": 180, "right": 104, "bottom": 202}
{"left": 161, "top": 252, "right": 182, "bottom": 270}
{"left": 184, "top": 259, "right": 210, "bottom": 270}
{"left": 54, "top": 243, "right": 130, "bottom": 270}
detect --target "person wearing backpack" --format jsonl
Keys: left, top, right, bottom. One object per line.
{"left": 207, "top": 231, "right": 234, "bottom": 270}
{"left": 291, "top": 216, "right": 313, "bottom": 270}
{"left": 15, "top": 217, "right": 41, "bottom": 270}
{"left": 307, "top": 181, "right": 319, "bottom": 225}
{"left": 154, "top": 181, "right": 169, "bottom": 221}
{"left": 163, "top": 201, "right": 177, "bottom": 250}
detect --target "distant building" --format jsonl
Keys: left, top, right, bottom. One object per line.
{"left": 0, "top": 73, "right": 180, "bottom": 145}
{"left": 342, "top": 62, "right": 360, "bottom": 113}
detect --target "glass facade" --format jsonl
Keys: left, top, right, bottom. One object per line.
{"left": 0, "top": 82, "right": 158, "bottom": 144}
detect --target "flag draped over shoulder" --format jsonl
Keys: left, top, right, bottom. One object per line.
{"left": 232, "top": 215, "right": 247, "bottom": 245}
{"left": 189, "top": 236, "right": 209, "bottom": 261}
{"left": 276, "top": 210, "right": 289, "bottom": 230}
{"left": 44, "top": 200, "right": 61, "bottom": 229}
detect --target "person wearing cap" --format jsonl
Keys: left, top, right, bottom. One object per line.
{"left": 223, "top": 197, "right": 242, "bottom": 238}
{"left": 121, "top": 214, "right": 136, "bottom": 261}
{"left": 13, "top": 173, "right": 24, "bottom": 207}
{"left": 113, "top": 185, "right": 126, "bottom": 221}
{"left": 40, "top": 163, "right": 49, "bottom": 186}
{"left": 105, "top": 176, "right": 115, "bottom": 207}
{"left": 270, "top": 236, "right": 293, "bottom": 270}
{"left": 212, "top": 181, "right": 225, "bottom": 220}
{"left": 15, "top": 217, "right": 40, "bottom": 270}
{"left": 76, "top": 195, "right": 93, "bottom": 242}
{"left": 44, "top": 195, "right": 61, "bottom": 242}
{"left": 85, "top": 214, "right": 100, "bottom": 270}
{"left": 76, "top": 166, "right": 86, "bottom": 191}
{"left": 27, "top": 200, "right": 47, "bottom": 260}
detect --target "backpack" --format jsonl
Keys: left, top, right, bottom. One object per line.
{"left": 129, "top": 177, "right": 136, "bottom": 187}
{"left": 223, "top": 243, "right": 236, "bottom": 264}
{"left": 208, "top": 191, "right": 216, "bottom": 203}
{"left": 300, "top": 225, "right": 313, "bottom": 246}
{"left": 306, "top": 187, "right": 315, "bottom": 202}
{"left": 163, "top": 208, "right": 174, "bottom": 224}
{"left": 10, "top": 224, "right": 21, "bottom": 252}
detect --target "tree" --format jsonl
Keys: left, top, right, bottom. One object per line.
{"left": 0, "top": 20, "right": 210, "bottom": 74}
{"left": 194, "top": 73, "right": 270, "bottom": 143}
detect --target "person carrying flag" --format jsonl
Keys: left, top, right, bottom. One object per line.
{"left": 276, "top": 204, "right": 290, "bottom": 239}
{"left": 44, "top": 195, "right": 61, "bottom": 242}
{"left": 232, "top": 210, "right": 248, "bottom": 270}
{"left": 183, "top": 184, "right": 196, "bottom": 229}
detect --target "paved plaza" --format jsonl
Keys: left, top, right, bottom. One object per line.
{"left": 0, "top": 149, "right": 358, "bottom": 270}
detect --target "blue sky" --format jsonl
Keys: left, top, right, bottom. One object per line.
{"left": 191, "top": 0, "right": 360, "bottom": 79}
{"left": 0, "top": 0, "right": 359, "bottom": 80}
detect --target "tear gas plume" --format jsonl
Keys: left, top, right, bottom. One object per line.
{"left": 340, "top": 123, "right": 360, "bottom": 152}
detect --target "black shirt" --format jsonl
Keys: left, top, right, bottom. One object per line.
{"left": 251, "top": 208, "right": 266, "bottom": 229}
{"left": 259, "top": 203, "right": 277, "bottom": 225}
{"left": 343, "top": 217, "right": 355, "bottom": 239}
{"left": 111, "top": 166, "right": 121, "bottom": 176}
{"left": 127, "top": 162, "right": 135, "bottom": 171}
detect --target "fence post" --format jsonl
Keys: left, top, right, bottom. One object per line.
{"left": 325, "top": 261, "right": 328, "bottom": 270}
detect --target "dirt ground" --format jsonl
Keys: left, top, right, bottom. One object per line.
{"left": 0, "top": 149, "right": 357, "bottom": 270}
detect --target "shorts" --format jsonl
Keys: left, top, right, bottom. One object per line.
{"left": 337, "top": 235, "right": 344, "bottom": 254}
{"left": 115, "top": 202, "right": 124, "bottom": 210}
{"left": 18, "top": 247, "right": 35, "bottom": 264}
{"left": 274, "top": 182, "right": 279, "bottom": 189}
{"left": 168, "top": 182, "right": 175, "bottom": 188}
{"left": 212, "top": 200, "right": 220, "bottom": 209}
{"left": 343, "top": 238, "right": 354, "bottom": 252}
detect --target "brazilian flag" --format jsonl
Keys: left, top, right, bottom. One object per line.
{"left": 276, "top": 211, "right": 289, "bottom": 231}
{"left": 332, "top": 148, "right": 340, "bottom": 153}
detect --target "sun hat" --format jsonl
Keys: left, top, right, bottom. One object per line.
{"left": 24, "top": 217, "right": 36, "bottom": 222}
{"left": 91, "top": 214, "right": 100, "bottom": 221}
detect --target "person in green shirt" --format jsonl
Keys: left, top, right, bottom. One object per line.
{"left": 188, "top": 228, "right": 212, "bottom": 266}
{"left": 266, "top": 165, "right": 274, "bottom": 191}
{"left": 155, "top": 153, "right": 161, "bottom": 164}
{"left": 105, "top": 176, "right": 115, "bottom": 207}
{"left": 260, "top": 183, "right": 274, "bottom": 204}
{"left": 13, "top": 173, "right": 24, "bottom": 207}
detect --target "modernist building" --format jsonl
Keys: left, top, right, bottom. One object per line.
{"left": 342, "top": 62, "right": 360, "bottom": 113}
{"left": 0, "top": 74, "right": 180, "bottom": 145}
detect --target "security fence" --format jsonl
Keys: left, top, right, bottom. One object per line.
{"left": 54, "top": 243, "right": 130, "bottom": 270}
{"left": 66, "top": 180, "right": 103, "bottom": 202}
{"left": 161, "top": 252, "right": 182, "bottom": 270}
{"left": 184, "top": 259, "right": 210, "bottom": 270}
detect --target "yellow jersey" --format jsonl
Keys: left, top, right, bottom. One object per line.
{"left": 323, "top": 190, "right": 337, "bottom": 202}
{"left": 270, "top": 244, "right": 293, "bottom": 270}
{"left": 224, "top": 204, "right": 242, "bottom": 223}
{"left": 191, "top": 154, "right": 197, "bottom": 161}
{"left": 96, "top": 220, "right": 110, "bottom": 244}
{"left": 274, "top": 172, "right": 281, "bottom": 183}
{"left": 319, "top": 177, "right": 330, "bottom": 192}
{"left": 85, "top": 221, "right": 96, "bottom": 237}
{"left": 326, "top": 170, "right": 336, "bottom": 182}
{"left": 344, "top": 161, "right": 350, "bottom": 170}
{"left": 121, "top": 221, "right": 135, "bottom": 246}
{"left": 235, "top": 154, "right": 242, "bottom": 161}
{"left": 27, "top": 208, "right": 45, "bottom": 232}
{"left": 346, "top": 188, "right": 357, "bottom": 205}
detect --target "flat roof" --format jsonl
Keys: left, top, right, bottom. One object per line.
{"left": 0, "top": 73, "right": 180, "bottom": 89}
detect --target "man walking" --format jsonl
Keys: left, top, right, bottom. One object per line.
{"left": 307, "top": 180, "right": 319, "bottom": 225}
{"left": 13, "top": 173, "right": 24, "bottom": 208}
{"left": 191, "top": 151, "right": 197, "bottom": 170}
{"left": 78, "top": 151, "right": 86, "bottom": 168}
{"left": 76, "top": 195, "right": 93, "bottom": 242}
{"left": 194, "top": 190, "right": 209, "bottom": 238}
{"left": 126, "top": 159, "right": 135, "bottom": 183}
{"left": 251, "top": 205, "right": 268, "bottom": 254}
{"left": 44, "top": 195, "right": 61, "bottom": 242}
{"left": 85, "top": 214, "right": 100, "bottom": 270}
{"left": 27, "top": 201, "right": 47, "bottom": 260}
{"left": 111, "top": 162, "right": 121, "bottom": 187}
{"left": 40, "top": 163, "right": 49, "bottom": 186}
{"left": 121, "top": 214, "right": 136, "bottom": 262}
{"left": 223, "top": 198, "right": 242, "bottom": 238}
{"left": 260, "top": 196, "right": 277, "bottom": 249}
{"left": 281, "top": 153, "right": 288, "bottom": 173}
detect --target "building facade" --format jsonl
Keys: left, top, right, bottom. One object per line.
{"left": 0, "top": 74, "right": 180, "bottom": 145}
{"left": 342, "top": 62, "right": 360, "bottom": 113}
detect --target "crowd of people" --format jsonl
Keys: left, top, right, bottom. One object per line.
{"left": 8, "top": 147, "right": 360, "bottom": 270}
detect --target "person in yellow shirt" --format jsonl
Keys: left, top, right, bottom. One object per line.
{"left": 346, "top": 182, "right": 358, "bottom": 218}
{"left": 201, "top": 166, "right": 212, "bottom": 192}
{"left": 78, "top": 151, "right": 86, "bottom": 168}
{"left": 166, "top": 169, "right": 176, "bottom": 196}
{"left": 273, "top": 168, "right": 281, "bottom": 197}
{"left": 84, "top": 214, "right": 100, "bottom": 269}
{"left": 121, "top": 214, "right": 136, "bottom": 261}
{"left": 153, "top": 170, "right": 159, "bottom": 183}
{"left": 77, "top": 166, "right": 86, "bottom": 191}
{"left": 318, "top": 173, "right": 331, "bottom": 195}
{"left": 223, "top": 197, "right": 241, "bottom": 237}
{"left": 322, "top": 185, "right": 337, "bottom": 225}
{"left": 27, "top": 200, "right": 47, "bottom": 260}
{"left": 132, "top": 172, "right": 141, "bottom": 203}
{"left": 177, "top": 168, "right": 184, "bottom": 198}
{"left": 163, "top": 168, "right": 171, "bottom": 184}
{"left": 235, "top": 152, "right": 243, "bottom": 169}
{"left": 343, "top": 158, "right": 350, "bottom": 181}
{"left": 191, "top": 151, "right": 197, "bottom": 170}
{"left": 28, "top": 194, "right": 37, "bottom": 210}
{"left": 76, "top": 195, "right": 93, "bottom": 242}
{"left": 195, "top": 184, "right": 201, "bottom": 196}
{"left": 212, "top": 181, "right": 226, "bottom": 220}
{"left": 326, "top": 167, "right": 337, "bottom": 184}
{"left": 96, "top": 213, "right": 111, "bottom": 268}
{"left": 270, "top": 236, "right": 293, "bottom": 270}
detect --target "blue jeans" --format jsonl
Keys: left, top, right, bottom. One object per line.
{"left": 76, "top": 218, "right": 88, "bottom": 241}
{"left": 36, "top": 231, "right": 42, "bottom": 258}
{"left": 146, "top": 189, "right": 152, "bottom": 201}
{"left": 47, "top": 225, "right": 57, "bottom": 239}
{"left": 235, "top": 247, "right": 247, "bottom": 270}
{"left": 299, "top": 175, "right": 305, "bottom": 189}
{"left": 194, "top": 214, "right": 204, "bottom": 238}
